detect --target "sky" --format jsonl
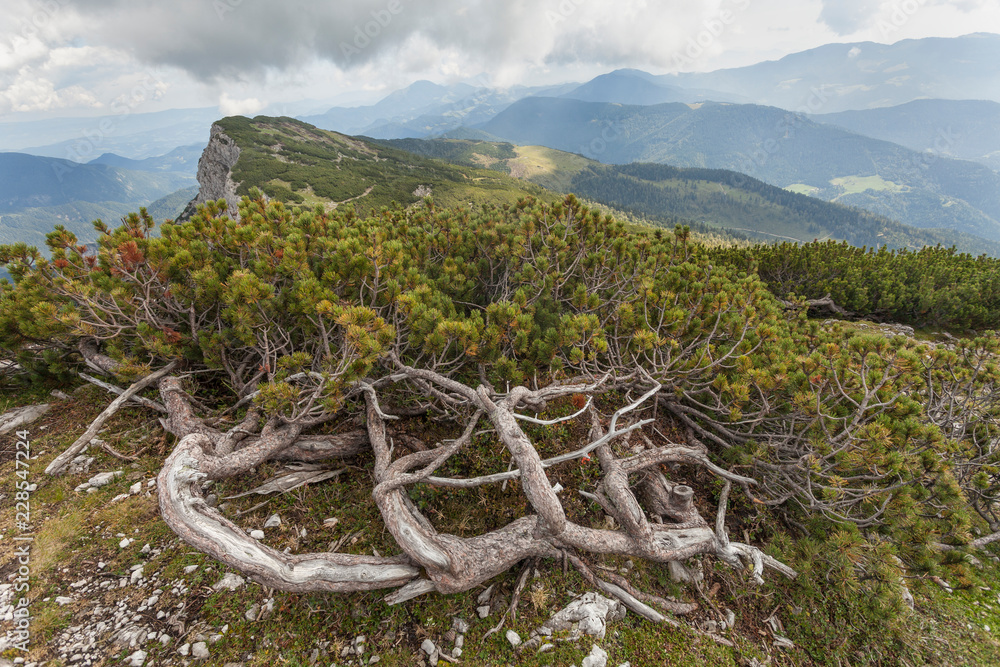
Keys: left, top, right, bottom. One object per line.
{"left": 1, "top": 0, "right": 999, "bottom": 122}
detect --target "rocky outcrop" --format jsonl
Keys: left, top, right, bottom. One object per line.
{"left": 177, "top": 123, "right": 242, "bottom": 220}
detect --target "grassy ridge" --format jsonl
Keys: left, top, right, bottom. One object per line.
{"left": 216, "top": 116, "right": 548, "bottom": 215}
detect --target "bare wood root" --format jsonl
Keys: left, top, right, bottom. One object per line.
{"left": 566, "top": 552, "right": 680, "bottom": 624}
{"left": 482, "top": 559, "right": 535, "bottom": 640}
{"left": 778, "top": 294, "right": 852, "bottom": 318}
{"left": 157, "top": 434, "right": 421, "bottom": 593}
{"left": 78, "top": 338, "right": 121, "bottom": 376}
{"left": 145, "top": 358, "right": 795, "bottom": 604}
{"left": 268, "top": 432, "right": 369, "bottom": 462}
{"left": 158, "top": 377, "right": 223, "bottom": 440}
{"left": 366, "top": 390, "right": 561, "bottom": 593}
{"left": 98, "top": 440, "right": 143, "bottom": 462}
{"left": 0, "top": 403, "right": 50, "bottom": 436}
{"left": 46, "top": 361, "right": 178, "bottom": 476}
{"left": 79, "top": 372, "right": 167, "bottom": 413}
{"left": 935, "top": 530, "right": 1000, "bottom": 552}
{"left": 592, "top": 556, "right": 699, "bottom": 615}
{"left": 363, "top": 367, "right": 796, "bottom": 600}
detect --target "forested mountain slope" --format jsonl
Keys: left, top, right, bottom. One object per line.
{"left": 382, "top": 137, "right": 1000, "bottom": 255}
{"left": 814, "top": 99, "right": 1000, "bottom": 172}
{"left": 0, "top": 152, "right": 196, "bottom": 248}
{"left": 479, "top": 97, "right": 1000, "bottom": 241}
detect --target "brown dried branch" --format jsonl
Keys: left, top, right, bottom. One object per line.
{"left": 46, "top": 360, "right": 178, "bottom": 476}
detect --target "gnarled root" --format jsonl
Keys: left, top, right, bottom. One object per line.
{"left": 157, "top": 434, "right": 420, "bottom": 592}
{"left": 147, "top": 362, "right": 795, "bottom": 609}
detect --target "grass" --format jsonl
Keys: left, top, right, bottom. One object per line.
{"left": 3, "top": 382, "right": 1000, "bottom": 665}
{"left": 784, "top": 184, "right": 820, "bottom": 196}
{"left": 509, "top": 145, "right": 592, "bottom": 192}
{"left": 219, "top": 116, "right": 549, "bottom": 218}
{"left": 829, "top": 174, "right": 907, "bottom": 197}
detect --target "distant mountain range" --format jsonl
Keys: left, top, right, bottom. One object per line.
{"left": 671, "top": 32, "right": 1000, "bottom": 112}
{"left": 0, "top": 153, "right": 196, "bottom": 248}
{"left": 0, "top": 154, "right": 192, "bottom": 213}
{"left": 294, "top": 33, "right": 1000, "bottom": 141}
{"left": 3, "top": 33, "right": 1000, "bottom": 256}
{"left": 161, "top": 114, "right": 1000, "bottom": 257}
{"left": 813, "top": 99, "right": 1000, "bottom": 171}
{"left": 0, "top": 108, "right": 218, "bottom": 162}
{"left": 6, "top": 34, "right": 996, "bottom": 157}
{"left": 299, "top": 80, "right": 580, "bottom": 140}
{"left": 380, "top": 137, "right": 1000, "bottom": 256}
{"left": 7, "top": 110, "right": 1000, "bottom": 257}
{"left": 88, "top": 144, "right": 203, "bottom": 175}
{"left": 475, "top": 97, "right": 1000, "bottom": 241}
{"left": 558, "top": 69, "right": 739, "bottom": 106}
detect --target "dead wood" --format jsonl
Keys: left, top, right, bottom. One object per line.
{"left": 61, "top": 342, "right": 795, "bottom": 609}
{"left": 45, "top": 361, "right": 178, "bottom": 476}
{"left": 778, "top": 293, "right": 852, "bottom": 318}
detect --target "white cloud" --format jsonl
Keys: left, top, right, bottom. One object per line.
{"left": 43, "top": 45, "right": 124, "bottom": 70}
{"left": 219, "top": 92, "right": 265, "bottom": 117}
{"left": 819, "top": 0, "right": 882, "bottom": 35}
{"left": 1, "top": 0, "right": 999, "bottom": 120}
{"left": 36, "top": 0, "right": 741, "bottom": 81}
{"left": 0, "top": 33, "right": 50, "bottom": 73}
{"left": 0, "top": 70, "right": 101, "bottom": 113}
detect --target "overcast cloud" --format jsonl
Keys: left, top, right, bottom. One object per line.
{"left": 1, "top": 0, "right": 999, "bottom": 119}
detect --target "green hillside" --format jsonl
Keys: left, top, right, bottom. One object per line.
{"left": 147, "top": 185, "right": 200, "bottom": 221}
{"left": 379, "top": 137, "right": 1000, "bottom": 255}
{"left": 0, "top": 201, "right": 139, "bottom": 247}
{"left": 0, "top": 153, "right": 193, "bottom": 213}
{"left": 0, "top": 186, "right": 200, "bottom": 250}
{"left": 570, "top": 163, "right": 1000, "bottom": 254}
{"left": 214, "top": 116, "right": 547, "bottom": 214}
{"left": 479, "top": 98, "right": 1000, "bottom": 241}
{"left": 814, "top": 99, "right": 1000, "bottom": 171}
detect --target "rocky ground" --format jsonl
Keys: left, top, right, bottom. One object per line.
{"left": 0, "top": 497, "right": 645, "bottom": 667}
{"left": 4, "top": 383, "right": 1000, "bottom": 666}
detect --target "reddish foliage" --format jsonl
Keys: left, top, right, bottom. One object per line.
{"left": 118, "top": 240, "right": 145, "bottom": 268}
{"left": 161, "top": 327, "right": 182, "bottom": 344}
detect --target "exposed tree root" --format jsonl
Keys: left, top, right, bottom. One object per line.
{"left": 157, "top": 434, "right": 420, "bottom": 593}
{"left": 139, "top": 356, "right": 795, "bottom": 612}
{"left": 779, "top": 293, "right": 852, "bottom": 318}
{"left": 78, "top": 372, "right": 167, "bottom": 413}
{"left": 45, "top": 360, "right": 178, "bottom": 475}
{"left": 60, "top": 333, "right": 795, "bottom": 613}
